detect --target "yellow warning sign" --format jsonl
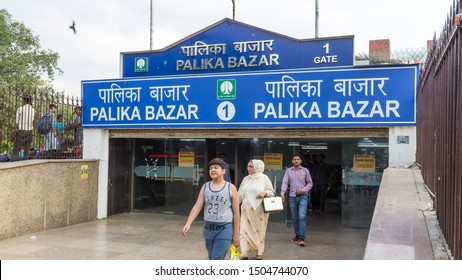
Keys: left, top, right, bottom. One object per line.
{"left": 353, "top": 154, "right": 375, "bottom": 172}
{"left": 179, "top": 151, "right": 195, "bottom": 167}
{"left": 81, "top": 165, "right": 89, "bottom": 179}
{"left": 264, "top": 153, "right": 283, "bottom": 170}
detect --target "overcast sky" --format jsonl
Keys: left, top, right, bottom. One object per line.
{"left": 1, "top": 0, "right": 455, "bottom": 97}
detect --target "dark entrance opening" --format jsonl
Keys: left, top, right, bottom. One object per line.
{"left": 108, "top": 136, "right": 388, "bottom": 228}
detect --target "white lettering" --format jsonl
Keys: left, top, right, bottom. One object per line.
{"left": 90, "top": 108, "right": 99, "bottom": 121}
{"left": 334, "top": 78, "right": 389, "bottom": 97}
{"left": 258, "top": 55, "right": 269, "bottom": 66}
{"left": 254, "top": 102, "right": 321, "bottom": 119}
{"left": 156, "top": 106, "right": 166, "bottom": 120}
{"left": 98, "top": 84, "right": 141, "bottom": 104}
{"left": 248, "top": 55, "right": 258, "bottom": 67}
{"left": 188, "top": 105, "right": 199, "bottom": 119}
{"left": 176, "top": 58, "right": 225, "bottom": 71}
{"left": 356, "top": 101, "right": 369, "bottom": 118}
{"left": 265, "top": 103, "right": 277, "bottom": 118}
{"left": 178, "top": 54, "right": 280, "bottom": 71}
{"left": 266, "top": 76, "right": 322, "bottom": 99}
{"left": 386, "top": 100, "right": 400, "bottom": 117}
{"left": 226, "top": 54, "right": 279, "bottom": 69}
{"left": 233, "top": 40, "right": 274, "bottom": 53}
{"left": 328, "top": 102, "right": 341, "bottom": 118}
{"left": 327, "top": 100, "right": 401, "bottom": 118}
{"left": 237, "top": 56, "right": 247, "bottom": 67}
{"left": 146, "top": 106, "right": 155, "bottom": 120}
{"left": 295, "top": 102, "right": 308, "bottom": 118}
{"left": 341, "top": 102, "right": 355, "bottom": 118}
{"left": 181, "top": 41, "right": 226, "bottom": 57}
{"left": 308, "top": 102, "right": 322, "bottom": 118}
{"left": 228, "top": 57, "right": 237, "bottom": 68}
{"left": 270, "top": 54, "right": 280, "bottom": 66}
{"left": 314, "top": 55, "right": 338, "bottom": 64}
{"left": 90, "top": 107, "right": 141, "bottom": 122}
{"left": 144, "top": 105, "right": 199, "bottom": 121}
{"left": 369, "top": 101, "right": 385, "bottom": 117}
{"left": 254, "top": 103, "right": 265, "bottom": 118}
{"left": 166, "top": 105, "right": 176, "bottom": 120}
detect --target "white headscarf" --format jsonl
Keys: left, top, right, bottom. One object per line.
{"left": 238, "top": 159, "right": 273, "bottom": 209}
{"left": 249, "top": 159, "right": 265, "bottom": 179}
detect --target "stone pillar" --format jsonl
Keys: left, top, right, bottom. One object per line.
{"left": 83, "top": 129, "right": 109, "bottom": 219}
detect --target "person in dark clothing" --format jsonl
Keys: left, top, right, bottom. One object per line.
{"left": 302, "top": 154, "right": 314, "bottom": 212}
{"left": 311, "top": 154, "right": 330, "bottom": 213}
{"left": 302, "top": 154, "right": 314, "bottom": 174}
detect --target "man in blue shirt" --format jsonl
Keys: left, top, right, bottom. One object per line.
{"left": 281, "top": 154, "right": 313, "bottom": 246}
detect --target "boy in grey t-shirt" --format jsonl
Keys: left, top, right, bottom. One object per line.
{"left": 182, "top": 158, "right": 240, "bottom": 259}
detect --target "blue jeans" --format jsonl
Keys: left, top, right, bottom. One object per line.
{"left": 289, "top": 196, "right": 308, "bottom": 240}
{"left": 44, "top": 132, "right": 56, "bottom": 151}
{"left": 203, "top": 222, "right": 233, "bottom": 260}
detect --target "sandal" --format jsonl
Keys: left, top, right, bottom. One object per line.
{"left": 240, "top": 256, "right": 249, "bottom": 260}
{"left": 255, "top": 255, "right": 263, "bottom": 260}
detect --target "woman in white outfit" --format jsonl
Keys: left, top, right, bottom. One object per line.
{"left": 238, "top": 159, "right": 274, "bottom": 260}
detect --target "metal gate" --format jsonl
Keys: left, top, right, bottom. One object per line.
{"left": 417, "top": 0, "right": 461, "bottom": 260}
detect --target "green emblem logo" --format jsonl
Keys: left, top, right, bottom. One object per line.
{"left": 217, "top": 79, "right": 236, "bottom": 100}
{"left": 135, "top": 57, "right": 148, "bottom": 72}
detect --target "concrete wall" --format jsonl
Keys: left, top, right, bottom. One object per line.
{"left": 388, "top": 126, "right": 416, "bottom": 167}
{"left": 0, "top": 160, "right": 99, "bottom": 241}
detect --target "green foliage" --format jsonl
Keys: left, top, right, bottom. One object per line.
{"left": 0, "top": 9, "right": 62, "bottom": 89}
{"left": 1, "top": 140, "right": 12, "bottom": 154}
{"left": 0, "top": 9, "right": 68, "bottom": 155}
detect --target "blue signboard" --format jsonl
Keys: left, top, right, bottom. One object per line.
{"left": 121, "top": 19, "right": 354, "bottom": 77}
{"left": 82, "top": 65, "right": 418, "bottom": 128}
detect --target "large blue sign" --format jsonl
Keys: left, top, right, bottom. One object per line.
{"left": 121, "top": 19, "right": 354, "bottom": 77}
{"left": 82, "top": 65, "right": 418, "bottom": 128}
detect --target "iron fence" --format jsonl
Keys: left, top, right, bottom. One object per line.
{"left": 355, "top": 47, "right": 428, "bottom": 65}
{"left": 417, "top": 0, "right": 461, "bottom": 259}
{"left": 0, "top": 86, "right": 82, "bottom": 161}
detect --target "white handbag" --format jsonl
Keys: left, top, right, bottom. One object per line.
{"left": 262, "top": 190, "right": 284, "bottom": 213}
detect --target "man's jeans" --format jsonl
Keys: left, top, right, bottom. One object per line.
{"left": 289, "top": 195, "right": 308, "bottom": 240}
{"left": 45, "top": 132, "right": 56, "bottom": 151}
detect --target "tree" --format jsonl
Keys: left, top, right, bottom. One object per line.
{"left": 0, "top": 9, "right": 62, "bottom": 88}
{"left": 0, "top": 9, "right": 69, "bottom": 157}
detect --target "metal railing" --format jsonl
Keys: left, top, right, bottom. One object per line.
{"left": 355, "top": 47, "right": 428, "bottom": 65}
{"left": 0, "top": 86, "right": 82, "bottom": 161}
{"left": 417, "top": 0, "right": 461, "bottom": 259}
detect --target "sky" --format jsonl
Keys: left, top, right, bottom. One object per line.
{"left": 1, "top": 0, "right": 456, "bottom": 97}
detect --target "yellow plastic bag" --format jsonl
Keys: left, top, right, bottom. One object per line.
{"left": 225, "top": 244, "right": 240, "bottom": 260}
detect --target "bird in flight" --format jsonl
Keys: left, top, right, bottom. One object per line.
{"left": 69, "top": 21, "right": 76, "bottom": 34}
